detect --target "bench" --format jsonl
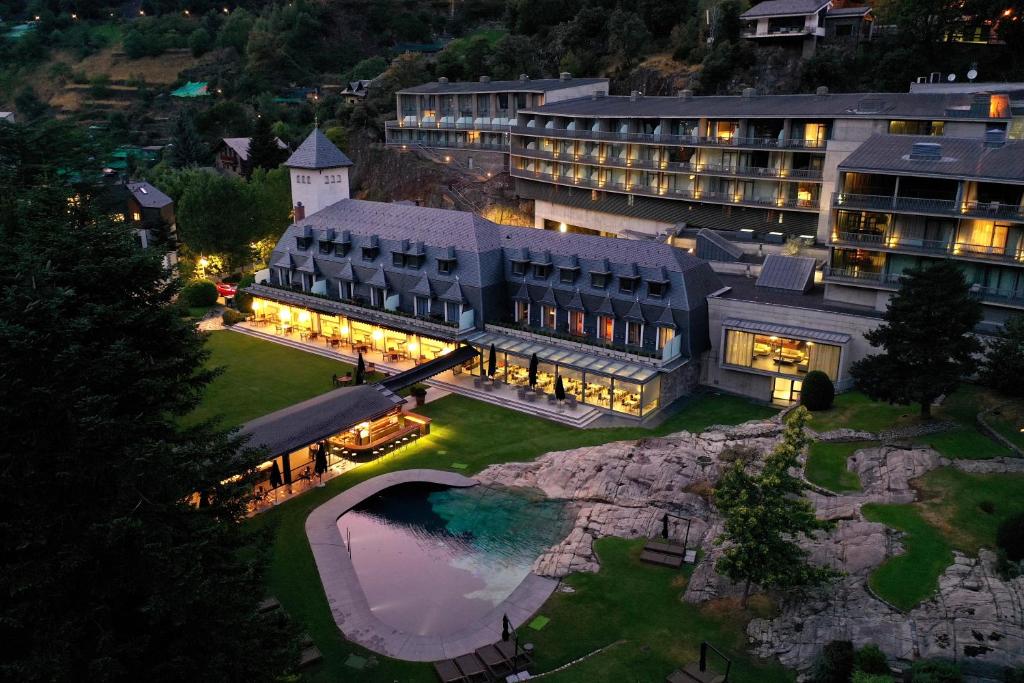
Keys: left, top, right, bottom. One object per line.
{"left": 644, "top": 540, "right": 687, "bottom": 557}
{"left": 641, "top": 549, "right": 684, "bottom": 568}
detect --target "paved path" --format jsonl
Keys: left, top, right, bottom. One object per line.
{"left": 305, "top": 469, "right": 559, "bottom": 662}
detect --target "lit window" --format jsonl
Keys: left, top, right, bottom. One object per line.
{"left": 542, "top": 305, "right": 557, "bottom": 329}
{"left": 131, "top": 211, "right": 142, "bottom": 222}
{"left": 597, "top": 315, "right": 614, "bottom": 340}
{"left": 569, "top": 310, "right": 584, "bottom": 335}
{"left": 656, "top": 326, "right": 675, "bottom": 350}
{"left": 515, "top": 300, "right": 529, "bottom": 322}
{"left": 626, "top": 321, "right": 643, "bottom": 346}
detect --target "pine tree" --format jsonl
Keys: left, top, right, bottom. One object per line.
{"left": 168, "top": 110, "right": 210, "bottom": 168}
{"left": 849, "top": 261, "right": 982, "bottom": 417}
{"left": 979, "top": 314, "right": 1024, "bottom": 397}
{"left": 0, "top": 121, "right": 297, "bottom": 681}
{"left": 714, "top": 407, "right": 838, "bottom": 606}
{"left": 247, "top": 115, "right": 285, "bottom": 174}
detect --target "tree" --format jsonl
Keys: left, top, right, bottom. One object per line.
{"left": 0, "top": 120, "right": 297, "bottom": 681}
{"left": 714, "top": 407, "right": 838, "bottom": 606}
{"left": 801, "top": 371, "right": 835, "bottom": 411}
{"left": 979, "top": 314, "right": 1024, "bottom": 397}
{"left": 247, "top": 115, "right": 286, "bottom": 173}
{"left": 189, "top": 27, "right": 213, "bottom": 57}
{"left": 176, "top": 172, "right": 254, "bottom": 266}
{"left": 349, "top": 56, "right": 387, "bottom": 81}
{"left": 167, "top": 111, "right": 211, "bottom": 168}
{"left": 849, "top": 262, "right": 982, "bottom": 418}
{"left": 607, "top": 8, "right": 651, "bottom": 69}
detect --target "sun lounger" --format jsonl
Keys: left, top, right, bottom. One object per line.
{"left": 433, "top": 659, "right": 467, "bottom": 683}
{"left": 644, "top": 540, "right": 687, "bottom": 557}
{"left": 298, "top": 645, "right": 322, "bottom": 668}
{"left": 640, "top": 549, "right": 684, "bottom": 568}
{"left": 495, "top": 640, "right": 532, "bottom": 670}
{"left": 475, "top": 644, "right": 513, "bottom": 678}
{"left": 454, "top": 653, "right": 489, "bottom": 682}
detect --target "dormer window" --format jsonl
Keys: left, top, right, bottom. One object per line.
{"left": 296, "top": 235, "right": 313, "bottom": 250}
{"left": 362, "top": 246, "right": 379, "bottom": 262}
{"left": 438, "top": 257, "right": 456, "bottom": 275}
{"left": 532, "top": 263, "right": 551, "bottom": 280}
{"left": 407, "top": 254, "right": 423, "bottom": 270}
{"left": 334, "top": 242, "right": 349, "bottom": 256}
{"left": 647, "top": 280, "right": 667, "bottom": 298}
{"left": 392, "top": 252, "right": 406, "bottom": 268}
{"left": 619, "top": 276, "right": 639, "bottom": 294}
{"left": 319, "top": 240, "right": 332, "bottom": 254}
{"left": 591, "top": 272, "right": 608, "bottom": 289}
{"left": 511, "top": 261, "right": 527, "bottom": 276}
{"left": 559, "top": 267, "right": 578, "bottom": 284}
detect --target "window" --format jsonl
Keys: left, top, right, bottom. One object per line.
{"left": 438, "top": 259, "right": 455, "bottom": 275}
{"left": 656, "top": 326, "right": 675, "bottom": 350}
{"left": 406, "top": 254, "right": 423, "bottom": 270}
{"left": 392, "top": 252, "right": 406, "bottom": 267}
{"left": 569, "top": 310, "right": 584, "bottom": 335}
{"left": 319, "top": 241, "right": 332, "bottom": 254}
{"left": 362, "top": 246, "right": 379, "bottom": 261}
{"left": 296, "top": 235, "right": 312, "bottom": 250}
{"left": 626, "top": 321, "right": 643, "bottom": 346}
{"left": 723, "top": 329, "right": 841, "bottom": 380}
{"left": 648, "top": 281, "right": 666, "bottom": 298}
{"left": 515, "top": 300, "right": 529, "bottom": 323}
{"left": 511, "top": 261, "right": 527, "bottom": 276}
{"left": 339, "top": 280, "right": 353, "bottom": 299}
{"left": 542, "top": 305, "right": 557, "bottom": 329}
{"left": 533, "top": 264, "right": 551, "bottom": 279}
{"left": 597, "top": 315, "right": 614, "bottom": 341}
{"left": 369, "top": 287, "right": 386, "bottom": 307}
{"left": 619, "top": 277, "right": 637, "bottom": 294}
{"left": 131, "top": 211, "right": 142, "bottom": 221}
{"left": 444, "top": 302, "right": 461, "bottom": 323}
{"left": 415, "top": 296, "right": 430, "bottom": 316}
{"left": 559, "top": 268, "right": 577, "bottom": 284}
{"left": 591, "top": 273, "right": 608, "bottom": 289}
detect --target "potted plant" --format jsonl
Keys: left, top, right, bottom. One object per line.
{"left": 410, "top": 384, "right": 428, "bottom": 407}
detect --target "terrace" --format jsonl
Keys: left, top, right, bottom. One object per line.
{"left": 833, "top": 192, "right": 1024, "bottom": 222}
{"left": 511, "top": 125, "right": 827, "bottom": 150}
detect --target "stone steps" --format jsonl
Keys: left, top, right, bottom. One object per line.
{"left": 228, "top": 325, "right": 604, "bottom": 428}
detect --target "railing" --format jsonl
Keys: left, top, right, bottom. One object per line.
{"left": 822, "top": 267, "right": 902, "bottom": 288}
{"left": 972, "top": 285, "right": 1024, "bottom": 307}
{"left": 511, "top": 124, "right": 827, "bottom": 150}
{"left": 387, "top": 138, "right": 507, "bottom": 152}
{"left": 486, "top": 321, "right": 667, "bottom": 363}
{"left": 510, "top": 167, "right": 819, "bottom": 210}
{"left": 832, "top": 231, "right": 1024, "bottom": 264}
{"left": 510, "top": 145, "right": 823, "bottom": 180}
{"left": 385, "top": 119, "right": 513, "bottom": 132}
{"left": 833, "top": 192, "right": 1024, "bottom": 222}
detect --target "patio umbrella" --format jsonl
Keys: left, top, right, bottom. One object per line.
{"left": 662, "top": 513, "right": 669, "bottom": 540}
{"left": 269, "top": 461, "right": 282, "bottom": 489}
{"left": 501, "top": 613, "right": 511, "bottom": 642}
{"left": 528, "top": 353, "right": 538, "bottom": 388}
{"left": 554, "top": 375, "right": 566, "bottom": 402}
{"left": 314, "top": 441, "right": 328, "bottom": 487}
{"left": 487, "top": 343, "right": 497, "bottom": 379}
{"left": 355, "top": 352, "right": 365, "bottom": 385}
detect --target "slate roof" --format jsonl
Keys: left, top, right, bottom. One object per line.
{"left": 126, "top": 181, "right": 173, "bottom": 208}
{"left": 520, "top": 91, "right": 1015, "bottom": 121}
{"left": 838, "top": 135, "right": 1024, "bottom": 183}
{"left": 399, "top": 77, "right": 608, "bottom": 95}
{"left": 285, "top": 128, "right": 353, "bottom": 169}
{"left": 239, "top": 384, "right": 404, "bottom": 456}
{"left": 439, "top": 279, "right": 467, "bottom": 303}
{"left": 723, "top": 318, "right": 852, "bottom": 344}
{"left": 741, "top": 0, "right": 829, "bottom": 18}
{"left": 826, "top": 5, "right": 871, "bottom": 17}
{"left": 221, "top": 137, "right": 288, "bottom": 162}
{"left": 756, "top": 254, "right": 816, "bottom": 292}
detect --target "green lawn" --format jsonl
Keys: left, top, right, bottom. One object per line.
{"left": 861, "top": 503, "right": 953, "bottom": 611}
{"left": 915, "top": 468, "right": 1024, "bottom": 554}
{"left": 808, "top": 392, "right": 918, "bottom": 433}
{"left": 524, "top": 538, "right": 793, "bottom": 682}
{"left": 246, "top": 393, "right": 778, "bottom": 683}
{"left": 804, "top": 441, "right": 871, "bottom": 493}
{"left": 185, "top": 331, "right": 376, "bottom": 428}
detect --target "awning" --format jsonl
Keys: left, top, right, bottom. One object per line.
{"left": 468, "top": 331, "right": 660, "bottom": 382}
{"left": 380, "top": 345, "right": 479, "bottom": 392}
{"left": 723, "top": 318, "right": 852, "bottom": 344}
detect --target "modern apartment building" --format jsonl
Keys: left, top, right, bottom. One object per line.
{"left": 825, "top": 132, "right": 1024, "bottom": 322}
{"left": 739, "top": 0, "right": 874, "bottom": 57}
{"left": 384, "top": 74, "right": 608, "bottom": 172}
{"left": 509, "top": 88, "right": 1020, "bottom": 245}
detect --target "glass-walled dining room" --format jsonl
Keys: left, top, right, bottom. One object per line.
{"left": 470, "top": 332, "right": 663, "bottom": 417}
{"left": 722, "top": 328, "right": 842, "bottom": 381}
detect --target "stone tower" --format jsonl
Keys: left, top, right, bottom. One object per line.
{"left": 285, "top": 128, "right": 354, "bottom": 220}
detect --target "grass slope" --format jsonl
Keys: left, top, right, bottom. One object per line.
{"left": 915, "top": 468, "right": 1024, "bottom": 554}
{"left": 804, "top": 441, "right": 871, "bottom": 493}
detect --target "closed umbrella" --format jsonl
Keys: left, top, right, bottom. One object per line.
{"left": 269, "top": 461, "right": 282, "bottom": 489}
{"left": 501, "top": 613, "right": 511, "bottom": 642}
{"left": 314, "top": 441, "right": 328, "bottom": 487}
{"left": 662, "top": 513, "right": 669, "bottom": 540}
{"left": 528, "top": 353, "right": 538, "bottom": 388}
{"left": 554, "top": 375, "right": 566, "bottom": 403}
{"left": 487, "top": 343, "right": 497, "bottom": 379}
{"left": 355, "top": 352, "right": 365, "bottom": 385}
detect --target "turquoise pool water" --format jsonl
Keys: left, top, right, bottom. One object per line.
{"left": 338, "top": 482, "right": 572, "bottom": 636}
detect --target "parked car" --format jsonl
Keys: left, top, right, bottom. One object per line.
{"left": 215, "top": 281, "right": 237, "bottom": 298}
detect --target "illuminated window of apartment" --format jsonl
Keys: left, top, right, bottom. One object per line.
{"left": 626, "top": 321, "right": 643, "bottom": 346}
{"left": 597, "top": 315, "right": 614, "bottom": 340}
{"left": 723, "top": 329, "right": 841, "bottom": 380}
{"left": 514, "top": 300, "right": 529, "bottom": 323}
{"left": 990, "top": 94, "right": 1011, "bottom": 118}
{"left": 131, "top": 211, "right": 142, "bottom": 221}
{"left": 656, "top": 326, "right": 675, "bottom": 350}
{"left": 542, "top": 305, "right": 557, "bottom": 329}
{"left": 568, "top": 310, "right": 584, "bottom": 335}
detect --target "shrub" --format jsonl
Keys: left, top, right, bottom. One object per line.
{"left": 1005, "top": 667, "right": 1024, "bottom": 683}
{"left": 221, "top": 309, "right": 247, "bottom": 326}
{"left": 853, "top": 674, "right": 893, "bottom": 683}
{"left": 812, "top": 640, "right": 855, "bottom": 683}
{"left": 997, "top": 512, "right": 1024, "bottom": 562}
{"left": 855, "top": 644, "right": 891, "bottom": 675}
{"left": 410, "top": 384, "right": 428, "bottom": 397}
{"left": 181, "top": 280, "right": 218, "bottom": 307}
{"left": 801, "top": 370, "right": 836, "bottom": 411}
{"left": 979, "top": 500, "right": 996, "bottom": 514}
{"left": 233, "top": 289, "right": 253, "bottom": 314}
{"left": 911, "top": 660, "right": 962, "bottom": 683}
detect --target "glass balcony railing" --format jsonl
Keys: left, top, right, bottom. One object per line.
{"left": 509, "top": 145, "right": 823, "bottom": 180}
{"left": 511, "top": 167, "right": 819, "bottom": 210}
{"left": 386, "top": 119, "right": 512, "bottom": 132}
{"left": 972, "top": 285, "right": 1024, "bottom": 307}
{"left": 822, "top": 267, "right": 902, "bottom": 288}
{"left": 511, "top": 125, "right": 827, "bottom": 150}
{"left": 833, "top": 192, "right": 1024, "bottom": 222}
{"left": 831, "top": 231, "right": 1024, "bottom": 264}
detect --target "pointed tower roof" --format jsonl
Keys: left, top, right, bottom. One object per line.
{"left": 285, "top": 128, "right": 353, "bottom": 170}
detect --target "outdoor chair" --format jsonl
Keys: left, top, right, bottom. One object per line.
{"left": 474, "top": 644, "right": 512, "bottom": 678}
{"left": 483, "top": 381, "right": 494, "bottom": 392}
{"left": 516, "top": 387, "right": 526, "bottom": 400}
{"left": 566, "top": 395, "right": 578, "bottom": 410}
{"left": 495, "top": 640, "right": 532, "bottom": 671}
{"left": 432, "top": 659, "right": 466, "bottom": 683}
{"left": 453, "top": 653, "right": 488, "bottom": 682}
{"left": 473, "top": 377, "right": 482, "bottom": 389}
{"left": 547, "top": 394, "right": 557, "bottom": 405}
{"left": 525, "top": 392, "right": 537, "bottom": 403}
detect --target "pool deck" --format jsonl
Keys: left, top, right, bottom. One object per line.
{"left": 305, "top": 468, "right": 560, "bottom": 662}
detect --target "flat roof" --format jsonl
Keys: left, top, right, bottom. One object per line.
{"left": 399, "top": 77, "right": 608, "bottom": 96}
{"left": 519, "top": 90, "right": 1019, "bottom": 121}
{"left": 711, "top": 273, "right": 885, "bottom": 319}
{"left": 838, "top": 134, "right": 1024, "bottom": 184}
{"left": 741, "top": 0, "right": 829, "bottom": 19}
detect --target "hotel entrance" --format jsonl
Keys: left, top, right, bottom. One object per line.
{"left": 771, "top": 377, "right": 802, "bottom": 406}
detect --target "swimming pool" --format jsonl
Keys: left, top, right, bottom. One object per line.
{"left": 338, "top": 482, "right": 573, "bottom": 637}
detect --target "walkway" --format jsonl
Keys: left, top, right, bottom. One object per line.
{"left": 230, "top": 322, "right": 605, "bottom": 427}
{"left": 305, "top": 469, "right": 559, "bottom": 661}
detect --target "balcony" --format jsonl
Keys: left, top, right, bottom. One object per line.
{"left": 509, "top": 145, "right": 823, "bottom": 180}
{"left": 387, "top": 137, "right": 507, "bottom": 152}
{"left": 833, "top": 192, "right": 1024, "bottom": 222}
{"left": 386, "top": 119, "right": 512, "bottom": 132}
{"left": 510, "top": 167, "right": 819, "bottom": 211}
{"left": 972, "top": 285, "right": 1024, "bottom": 308}
{"left": 511, "top": 125, "right": 827, "bottom": 150}
{"left": 832, "top": 231, "right": 1024, "bottom": 264}
{"left": 823, "top": 267, "right": 901, "bottom": 289}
